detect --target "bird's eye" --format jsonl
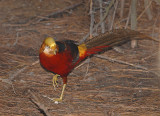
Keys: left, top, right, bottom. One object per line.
{"left": 45, "top": 45, "right": 50, "bottom": 49}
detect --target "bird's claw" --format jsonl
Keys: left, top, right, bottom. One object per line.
{"left": 53, "top": 74, "right": 59, "bottom": 89}
{"left": 52, "top": 98, "right": 62, "bottom": 104}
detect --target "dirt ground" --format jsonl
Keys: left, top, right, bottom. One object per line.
{"left": 0, "top": 0, "right": 160, "bottom": 116}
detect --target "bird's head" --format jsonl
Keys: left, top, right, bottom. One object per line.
{"left": 40, "top": 37, "right": 58, "bottom": 55}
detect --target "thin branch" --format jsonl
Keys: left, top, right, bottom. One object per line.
{"left": 89, "top": 0, "right": 94, "bottom": 38}
{"left": 110, "top": 0, "right": 119, "bottom": 30}
{"left": 151, "top": 9, "right": 160, "bottom": 38}
{"left": 75, "top": 58, "right": 90, "bottom": 69}
{"left": 120, "top": 0, "right": 125, "bottom": 18}
{"left": 79, "top": 0, "right": 115, "bottom": 44}
{"left": 141, "top": 52, "right": 158, "bottom": 61}
{"left": 125, "top": 6, "right": 131, "bottom": 29}
{"left": 95, "top": 55, "right": 148, "bottom": 70}
{"left": 95, "top": 55, "right": 160, "bottom": 77}
{"left": 131, "top": 0, "right": 137, "bottom": 48}
{"left": 0, "top": 78, "right": 11, "bottom": 84}
{"left": 7, "top": 60, "right": 39, "bottom": 94}
{"left": 154, "top": 0, "right": 160, "bottom": 5}
{"left": 38, "top": 2, "right": 83, "bottom": 22}
{"left": 85, "top": 59, "right": 90, "bottom": 77}
{"left": 29, "top": 90, "right": 51, "bottom": 116}
{"left": 144, "top": 0, "right": 153, "bottom": 20}
{"left": 9, "top": 60, "right": 39, "bottom": 81}
{"left": 137, "top": 0, "right": 152, "bottom": 21}
{"left": 110, "top": 0, "right": 123, "bottom": 53}
{"left": 99, "top": 0, "right": 105, "bottom": 33}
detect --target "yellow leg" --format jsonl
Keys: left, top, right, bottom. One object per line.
{"left": 52, "top": 74, "right": 59, "bottom": 89}
{"left": 52, "top": 84, "right": 66, "bottom": 102}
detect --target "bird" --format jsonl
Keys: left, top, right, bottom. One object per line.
{"left": 39, "top": 29, "right": 158, "bottom": 103}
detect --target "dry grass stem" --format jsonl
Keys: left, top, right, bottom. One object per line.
{"left": 95, "top": 55, "right": 148, "bottom": 70}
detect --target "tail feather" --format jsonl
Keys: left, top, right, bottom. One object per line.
{"left": 84, "top": 29, "right": 158, "bottom": 50}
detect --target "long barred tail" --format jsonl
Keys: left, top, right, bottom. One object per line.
{"left": 84, "top": 29, "right": 157, "bottom": 51}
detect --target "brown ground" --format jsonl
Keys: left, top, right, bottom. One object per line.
{"left": 0, "top": 0, "right": 160, "bottom": 116}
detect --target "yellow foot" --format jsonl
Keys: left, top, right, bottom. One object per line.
{"left": 52, "top": 74, "right": 60, "bottom": 89}
{"left": 52, "top": 98, "right": 62, "bottom": 104}
{"left": 52, "top": 84, "right": 66, "bottom": 104}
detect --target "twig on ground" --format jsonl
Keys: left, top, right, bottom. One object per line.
{"left": 106, "top": 85, "right": 160, "bottom": 92}
{"left": 38, "top": 2, "right": 83, "bottom": 22}
{"left": 0, "top": 78, "right": 11, "bottom": 84}
{"left": 95, "top": 55, "right": 148, "bottom": 70}
{"left": 9, "top": 60, "right": 39, "bottom": 81}
{"left": 13, "top": 32, "right": 19, "bottom": 46}
{"left": 3, "top": 18, "right": 35, "bottom": 27}
{"left": 151, "top": 9, "right": 160, "bottom": 38}
{"left": 113, "top": 47, "right": 125, "bottom": 54}
{"left": 141, "top": 52, "right": 158, "bottom": 61}
{"left": 75, "top": 58, "right": 90, "bottom": 69}
{"left": 85, "top": 59, "right": 90, "bottom": 77}
{"left": 8, "top": 60, "right": 39, "bottom": 94}
{"left": 0, "top": 78, "right": 16, "bottom": 94}
{"left": 9, "top": 66, "right": 28, "bottom": 81}
{"left": 29, "top": 90, "right": 51, "bottom": 116}
{"left": 95, "top": 54, "right": 160, "bottom": 77}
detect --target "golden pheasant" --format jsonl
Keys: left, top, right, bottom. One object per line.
{"left": 39, "top": 29, "right": 158, "bottom": 103}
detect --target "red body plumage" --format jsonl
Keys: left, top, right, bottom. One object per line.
{"left": 39, "top": 41, "right": 109, "bottom": 84}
